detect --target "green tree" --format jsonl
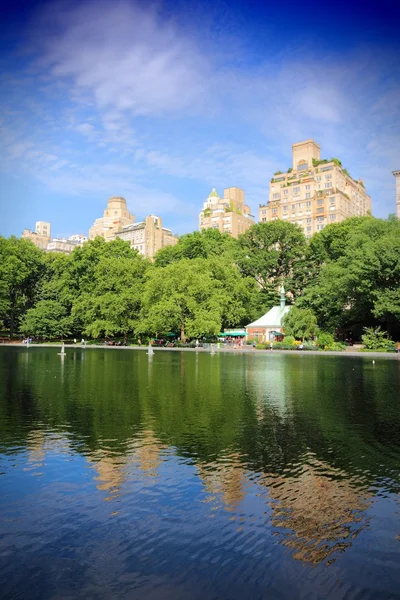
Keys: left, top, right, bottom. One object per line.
{"left": 20, "top": 299, "right": 73, "bottom": 339}
{"left": 236, "top": 221, "right": 307, "bottom": 302}
{"left": 302, "top": 216, "right": 400, "bottom": 335}
{"left": 72, "top": 250, "right": 148, "bottom": 341}
{"left": 361, "top": 327, "right": 393, "bottom": 350}
{"left": 138, "top": 257, "right": 252, "bottom": 341}
{"left": 0, "top": 236, "right": 45, "bottom": 336}
{"left": 282, "top": 306, "right": 319, "bottom": 341}
{"left": 154, "top": 229, "right": 237, "bottom": 266}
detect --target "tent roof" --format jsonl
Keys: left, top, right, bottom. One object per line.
{"left": 245, "top": 305, "right": 291, "bottom": 329}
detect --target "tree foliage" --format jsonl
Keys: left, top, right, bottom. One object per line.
{"left": 2, "top": 216, "right": 400, "bottom": 341}
{"left": 0, "top": 236, "right": 45, "bottom": 335}
{"left": 236, "top": 221, "right": 308, "bottom": 303}
{"left": 282, "top": 306, "right": 319, "bottom": 341}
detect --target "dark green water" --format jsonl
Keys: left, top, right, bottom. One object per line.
{"left": 1, "top": 347, "right": 400, "bottom": 599}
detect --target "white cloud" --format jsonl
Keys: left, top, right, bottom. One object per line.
{"left": 34, "top": 0, "right": 210, "bottom": 118}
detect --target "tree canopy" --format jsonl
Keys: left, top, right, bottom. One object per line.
{"left": 2, "top": 215, "right": 400, "bottom": 341}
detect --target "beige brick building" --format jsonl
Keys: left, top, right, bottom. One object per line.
{"left": 113, "top": 215, "right": 178, "bottom": 260}
{"left": 259, "top": 140, "right": 372, "bottom": 238}
{"left": 199, "top": 187, "right": 255, "bottom": 238}
{"left": 89, "top": 197, "right": 135, "bottom": 240}
{"left": 22, "top": 221, "right": 51, "bottom": 249}
{"left": 393, "top": 170, "right": 400, "bottom": 218}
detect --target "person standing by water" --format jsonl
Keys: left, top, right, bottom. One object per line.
{"left": 81, "top": 338, "right": 85, "bottom": 347}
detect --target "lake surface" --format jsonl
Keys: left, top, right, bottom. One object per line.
{"left": 1, "top": 347, "right": 400, "bottom": 599}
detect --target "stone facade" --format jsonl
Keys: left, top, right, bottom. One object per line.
{"left": 259, "top": 140, "right": 372, "bottom": 238}
{"left": 113, "top": 215, "right": 178, "bottom": 260}
{"left": 22, "top": 221, "right": 51, "bottom": 250}
{"left": 199, "top": 187, "right": 255, "bottom": 238}
{"left": 89, "top": 197, "right": 135, "bottom": 240}
{"left": 47, "top": 239, "right": 79, "bottom": 254}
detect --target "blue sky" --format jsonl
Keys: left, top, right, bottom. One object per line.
{"left": 1, "top": 0, "right": 399, "bottom": 238}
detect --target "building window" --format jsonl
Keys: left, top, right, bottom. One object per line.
{"left": 291, "top": 204, "right": 295, "bottom": 211}
{"left": 330, "top": 197, "right": 336, "bottom": 203}
{"left": 305, "top": 193, "right": 310, "bottom": 199}
{"left": 325, "top": 183, "right": 332, "bottom": 188}
{"left": 262, "top": 210, "right": 266, "bottom": 215}
{"left": 317, "top": 199, "right": 324, "bottom": 205}
{"left": 293, "top": 187, "right": 300, "bottom": 193}
{"left": 306, "top": 201, "right": 311, "bottom": 207}
{"left": 283, "top": 205, "right": 287, "bottom": 212}
{"left": 306, "top": 218, "right": 311, "bottom": 223}
{"left": 325, "top": 174, "right": 332, "bottom": 180}
{"left": 330, "top": 214, "right": 336, "bottom": 221}
{"left": 316, "top": 207, "right": 324, "bottom": 213}
{"left": 298, "top": 203, "right": 303, "bottom": 208}
{"left": 283, "top": 190, "right": 288, "bottom": 195}
{"left": 317, "top": 216, "right": 324, "bottom": 222}
{"left": 297, "top": 160, "right": 308, "bottom": 171}
{"left": 273, "top": 193, "right": 280, "bottom": 199}
{"left": 305, "top": 185, "right": 311, "bottom": 190}
{"left": 272, "top": 208, "right": 277, "bottom": 214}
{"left": 307, "top": 226, "right": 312, "bottom": 231}
{"left": 262, "top": 218, "right": 266, "bottom": 222}
{"left": 316, "top": 176, "right": 321, "bottom": 182}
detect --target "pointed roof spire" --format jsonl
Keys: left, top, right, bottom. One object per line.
{"left": 208, "top": 187, "right": 219, "bottom": 198}
{"left": 280, "top": 285, "right": 286, "bottom": 310}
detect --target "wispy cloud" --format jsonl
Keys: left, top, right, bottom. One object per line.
{"left": 33, "top": 0, "right": 211, "bottom": 118}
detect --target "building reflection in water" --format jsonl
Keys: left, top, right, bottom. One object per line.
{"left": 197, "top": 452, "right": 247, "bottom": 510}
{"left": 88, "top": 429, "right": 165, "bottom": 501}
{"left": 258, "top": 457, "right": 370, "bottom": 565}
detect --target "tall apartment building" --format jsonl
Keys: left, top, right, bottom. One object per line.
{"left": 199, "top": 187, "right": 255, "bottom": 238}
{"left": 22, "top": 221, "right": 51, "bottom": 249}
{"left": 89, "top": 197, "right": 135, "bottom": 240}
{"left": 259, "top": 140, "right": 372, "bottom": 238}
{"left": 113, "top": 215, "right": 178, "bottom": 260}
{"left": 393, "top": 170, "right": 400, "bottom": 218}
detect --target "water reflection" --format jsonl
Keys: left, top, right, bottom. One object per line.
{"left": 1, "top": 348, "right": 400, "bottom": 598}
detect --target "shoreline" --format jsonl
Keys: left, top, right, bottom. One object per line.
{"left": 3, "top": 343, "right": 400, "bottom": 359}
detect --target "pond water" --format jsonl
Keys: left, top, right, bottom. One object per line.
{"left": 1, "top": 347, "right": 400, "bottom": 599}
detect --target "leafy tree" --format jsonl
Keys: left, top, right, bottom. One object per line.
{"left": 138, "top": 259, "right": 221, "bottom": 341}
{"left": 72, "top": 251, "right": 148, "bottom": 341}
{"left": 154, "top": 229, "right": 237, "bottom": 266}
{"left": 282, "top": 306, "right": 319, "bottom": 341}
{"left": 302, "top": 216, "right": 400, "bottom": 335}
{"left": 138, "top": 257, "right": 253, "bottom": 341}
{"left": 236, "top": 221, "right": 307, "bottom": 302}
{"left": 361, "top": 327, "right": 393, "bottom": 350}
{"left": 0, "top": 236, "right": 45, "bottom": 335}
{"left": 20, "top": 300, "right": 73, "bottom": 339}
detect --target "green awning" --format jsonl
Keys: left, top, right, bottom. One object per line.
{"left": 219, "top": 332, "right": 246, "bottom": 337}
{"left": 270, "top": 331, "right": 283, "bottom": 336}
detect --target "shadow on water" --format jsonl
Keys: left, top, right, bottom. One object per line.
{"left": 1, "top": 347, "right": 400, "bottom": 599}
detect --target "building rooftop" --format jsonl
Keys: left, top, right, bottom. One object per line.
{"left": 246, "top": 305, "right": 291, "bottom": 329}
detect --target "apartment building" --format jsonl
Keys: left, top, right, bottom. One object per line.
{"left": 113, "top": 215, "right": 178, "bottom": 260}
{"left": 393, "top": 170, "right": 400, "bottom": 218}
{"left": 199, "top": 187, "right": 255, "bottom": 238}
{"left": 22, "top": 221, "right": 51, "bottom": 249}
{"left": 259, "top": 140, "right": 372, "bottom": 238}
{"left": 89, "top": 196, "right": 135, "bottom": 240}
{"left": 47, "top": 238, "right": 78, "bottom": 254}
